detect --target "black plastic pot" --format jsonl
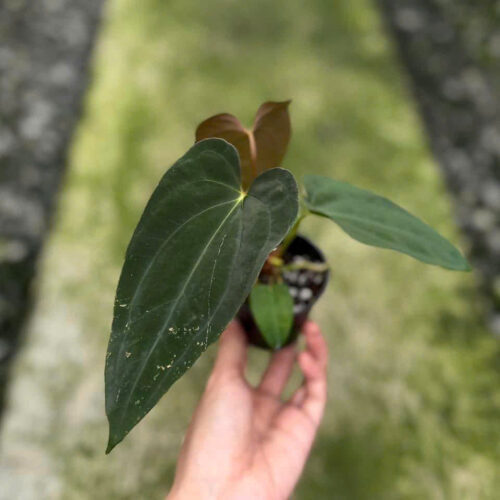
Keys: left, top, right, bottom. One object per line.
{"left": 237, "top": 235, "right": 329, "bottom": 349}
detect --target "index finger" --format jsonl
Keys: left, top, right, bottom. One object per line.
{"left": 292, "top": 321, "right": 328, "bottom": 424}
{"left": 212, "top": 320, "right": 248, "bottom": 378}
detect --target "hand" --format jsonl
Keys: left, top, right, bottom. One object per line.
{"left": 167, "top": 320, "right": 328, "bottom": 500}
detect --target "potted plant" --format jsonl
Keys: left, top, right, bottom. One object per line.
{"left": 104, "top": 101, "right": 470, "bottom": 453}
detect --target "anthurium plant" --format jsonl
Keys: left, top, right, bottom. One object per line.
{"left": 105, "top": 101, "right": 470, "bottom": 452}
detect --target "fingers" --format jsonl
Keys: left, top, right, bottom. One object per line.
{"left": 289, "top": 385, "right": 306, "bottom": 406}
{"left": 257, "top": 344, "right": 297, "bottom": 398}
{"left": 264, "top": 322, "right": 328, "bottom": 488}
{"left": 291, "top": 321, "right": 328, "bottom": 425}
{"left": 212, "top": 320, "right": 248, "bottom": 378}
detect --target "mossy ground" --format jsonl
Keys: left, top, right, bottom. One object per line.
{"left": 2, "top": 0, "right": 499, "bottom": 498}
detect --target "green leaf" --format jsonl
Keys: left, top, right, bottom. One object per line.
{"left": 105, "top": 138, "right": 298, "bottom": 452}
{"left": 250, "top": 283, "right": 294, "bottom": 349}
{"left": 303, "top": 175, "right": 470, "bottom": 271}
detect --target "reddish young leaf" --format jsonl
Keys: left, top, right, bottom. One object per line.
{"left": 195, "top": 113, "right": 255, "bottom": 189}
{"left": 253, "top": 100, "right": 291, "bottom": 175}
{"left": 195, "top": 101, "right": 292, "bottom": 190}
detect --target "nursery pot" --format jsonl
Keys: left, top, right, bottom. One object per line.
{"left": 237, "top": 235, "right": 329, "bottom": 349}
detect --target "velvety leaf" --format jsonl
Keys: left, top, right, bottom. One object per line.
{"left": 303, "top": 175, "right": 470, "bottom": 271}
{"left": 105, "top": 138, "right": 298, "bottom": 452}
{"left": 195, "top": 101, "right": 291, "bottom": 189}
{"left": 195, "top": 113, "right": 254, "bottom": 189}
{"left": 250, "top": 283, "right": 294, "bottom": 349}
{"left": 253, "top": 100, "right": 291, "bottom": 175}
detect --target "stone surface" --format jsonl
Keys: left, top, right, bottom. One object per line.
{"left": 0, "top": 0, "right": 104, "bottom": 418}
{"left": 377, "top": 0, "right": 500, "bottom": 334}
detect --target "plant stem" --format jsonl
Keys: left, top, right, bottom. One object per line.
{"left": 278, "top": 193, "right": 310, "bottom": 256}
{"left": 278, "top": 210, "right": 308, "bottom": 258}
{"left": 279, "top": 217, "right": 302, "bottom": 256}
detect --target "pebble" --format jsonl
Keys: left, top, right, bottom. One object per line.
{"left": 293, "top": 303, "right": 306, "bottom": 314}
{"left": 284, "top": 271, "right": 298, "bottom": 283}
{"left": 297, "top": 273, "right": 308, "bottom": 286}
{"left": 313, "top": 274, "right": 324, "bottom": 285}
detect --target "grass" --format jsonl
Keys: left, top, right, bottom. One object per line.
{"left": 2, "top": 0, "right": 499, "bottom": 498}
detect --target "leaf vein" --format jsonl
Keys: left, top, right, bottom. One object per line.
{"left": 118, "top": 199, "right": 242, "bottom": 420}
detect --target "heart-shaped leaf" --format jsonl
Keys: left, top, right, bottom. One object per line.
{"left": 105, "top": 138, "right": 298, "bottom": 452}
{"left": 250, "top": 283, "right": 294, "bottom": 349}
{"left": 303, "top": 175, "right": 470, "bottom": 271}
{"left": 195, "top": 101, "right": 291, "bottom": 190}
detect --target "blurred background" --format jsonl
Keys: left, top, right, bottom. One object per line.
{"left": 1, "top": 0, "right": 499, "bottom": 498}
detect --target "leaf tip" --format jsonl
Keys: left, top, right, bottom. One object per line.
{"left": 105, "top": 440, "right": 115, "bottom": 455}
{"left": 458, "top": 257, "right": 472, "bottom": 272}
{"left": 447, "top": 247, "right": 472, "bottom": 272}
{"left": 275, "top": 98, "right": 292, "bottom": 106}
{"left": 105, "top": 429, "right": 122, "bottom": 454}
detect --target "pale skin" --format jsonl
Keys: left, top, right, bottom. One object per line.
{"left": 167, "top": 320, "right": 328, "bottom": 500}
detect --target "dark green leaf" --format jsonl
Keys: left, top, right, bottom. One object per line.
{"left": 303, "top": 175, "right": 470, "bottom": 271}
{"left": 105, "top": 138, "right": 298, "bottom": 452}
{"left": 250, "top": 283, "right": 294, "bottom": 349}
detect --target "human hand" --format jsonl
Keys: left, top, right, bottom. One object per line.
{"left": 167, "top": 320, "right": 328, "bottom": 500}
